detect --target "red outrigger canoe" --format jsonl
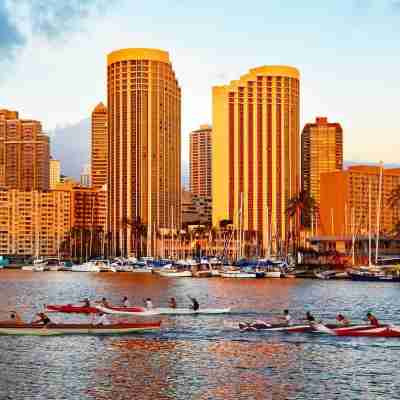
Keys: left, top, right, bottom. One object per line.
{"left": 0, "top": 321, "right": 161, "bottom": 336}
{"left": 46, "top": 304, "right": 147, "bottom": 314}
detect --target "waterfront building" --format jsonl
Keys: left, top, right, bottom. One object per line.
{"left": 80, "top": 164, "right": 91, "bottom": 187}
{"left": 49, "top": 158, "right": 61, "bottom": 189}
{"left": 182, "top": 189, "right": 212, "bottom": 227}
{"left": 212, "top": 66, "right": 300, "bottom": 251}
{"left": 301, "top": 117, "right": 343, "bottom": 204}
{"left": 55, "top": 182, "right": 107, "bottom": 231}
{"left": 107, "top": 48, "right": 181, "bottom": 256}
{"left": 0, "top": 108, "right": 50, "bottom": 191}
{"left": 91, "top": 102, "right": 108, "bottom": 188}
{"left": 319, "top": 165, "right": 400, "bottom": 236}
{"left": 0, "top": 189, "right": 71, "bottom": 256}
{"left": 190, "top": 124, "right": 212, "bottom": 198}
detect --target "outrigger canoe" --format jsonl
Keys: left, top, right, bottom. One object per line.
{"left": 239, "top": 322, "right": 400, "bottom": 338}
{"left": 99, "top": 306, "right": 231, "bottom": 316}
{"left": 315, "top": 324, "right": 400, "bottom": 337}
{"left": 0, "top": 321, "right": 161, "bottom": 336}
{"left": 46, "top": 304, "right": 154, "bottom": 316}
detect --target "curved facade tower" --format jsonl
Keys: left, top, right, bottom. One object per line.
{"left": 212, "top": 66, "right": 300, "bottom": 252}
{"left": 107, "top": 48, "right": 181, "bottom": 256}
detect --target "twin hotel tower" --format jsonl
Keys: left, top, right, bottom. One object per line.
{"left": 1, "top": 48, "right": 399, "bottom": 257}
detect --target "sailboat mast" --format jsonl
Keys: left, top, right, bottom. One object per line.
{"left": 375, "top": 162, "right": 384, "bottom": 264}
{"left": 368, "top": 178, "right": 372, "bottom": 266}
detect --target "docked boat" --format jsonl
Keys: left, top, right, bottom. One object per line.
{"left": 314, "top": 270, "right": 338, "bottom": 280}
{"left": 71, "top": 261, "right": 100, "bottom": 272}
{"left": 0, "top": 321, "right": 161, "bottom": 336}
{"left": 220, "top": 268, "right": 264, "bottom": 278}
{"left": 131, "top": 266, "right": 153, "bottom": 273}
{"left": 348, "top": 266, "right": 400, "bottom": 282}
{"left": 155, "top": 265, "right": 192, "bottom": 277}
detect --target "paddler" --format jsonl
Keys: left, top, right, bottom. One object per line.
{"left": 336, "top": 314, "right": 350, "bottom": 326}
{"left": 33, "top": 312, "right": 52, "bottom": 326}
{"left": 122, "top": 296, "right": 130, "bottom": 307}
{"left": 100, "top": 297, "right": 110, "bottom": 308}
{"left": 82, "top": 298, "right": 91, "bottom": 307}
{"left": 10, "top": 311, "right": 24, "bottom": 324}
{"left": 283, "top": 309, "right": 292, "bottom": 325}
{"left": 188, "top": 296, "right": 199, "bottom": 311}
{"left": 144, "top": 298, "right": 153, "bottom": 309}
{"left": 366, "top": 312, "right": 380, "bottom": 327}
{"left": 306, "top": 311, "right": 316, "bottom": 325}
{"left": 169, "top": 297, "right": 177, "bottom": 309}
{"left": 96, "top": 312, "right": 110, "bottom": 326}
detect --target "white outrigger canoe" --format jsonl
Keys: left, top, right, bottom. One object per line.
{"left": 0, "top": 321, "right": 161, "bottom": 336}
{"left": 154, "top": 307, "right": 231, "bottom": 315}
{"left": 99, "top": 306, "right": 231, "bottom": 316}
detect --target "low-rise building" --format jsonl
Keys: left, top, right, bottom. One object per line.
{"left": 181, "top": 189, "right": 212, "bottom": 227}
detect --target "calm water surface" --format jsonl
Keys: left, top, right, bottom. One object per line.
{"left": 0, "top": 271, "right": 399, "bottom": 400}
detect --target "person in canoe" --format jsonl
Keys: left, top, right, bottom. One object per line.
{"left": 188, "top": 296, "right": 199, "bottom": 311}
{"left": 100, "top": 297, "right": 110, "bottom": 308}
{"left": 122, "top": 296, "right": 130, "bottom": 307}
{"left": 282, "top": 309, "right": 292, "bottom": 325}
{"left": 305, "top": 311, "right": 316, "bottom": 325}
{"left": 96, "top": 312, "right": 110, "bottom": 326}
{"left": 10, "top": 311, "right": 24, "bottom": 324}
{"left": 82, "top": 298, "right": 91, "bottom": 308}
{"left": 33, "top": 312, "right": 52, "bottom": 326}
{"left": 366, "top": 312, "right": 380, "bottom": 327}
{"left": 169, "top": 298, "right": 177, "bottom": 309}
{"left": 336, "top": 314, "right": 350, "bottom": 326}
{"left": 144, "top": 298, "right": 153, "bottom": 309}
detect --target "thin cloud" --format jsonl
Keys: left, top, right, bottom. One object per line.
{"left": 0, "top": 2, "right": 25, "bottom": 60}
{"left": 0, "top": 0, "right": 115, "bottom": 61}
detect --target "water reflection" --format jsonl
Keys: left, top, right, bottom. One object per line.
{"left": 1, "top": 271, "right": 400, "bottom": 399}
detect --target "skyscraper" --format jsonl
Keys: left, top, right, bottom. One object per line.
{"left": 49, "top": 158, "right": 61, "bottom": 189}
{"left": 0, "top": 109, "right": 50, "bottom": 191}
{"left": 301, "top": 117, "right": 343, "bottom": 204}
{"left": 212, "top": 66, "right": 300, "bottom": 251}
{"left": 190, "top": 124, "right": 212, "bottom": 198}
{"left": 107, "top": 48, "right": 181, "bottom": 256}
{"left": 91, "top": 102, "right": 108, "bottom": 188}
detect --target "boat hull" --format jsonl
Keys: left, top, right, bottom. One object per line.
{"left": 0, "top": 322, "right": 161, "bottom": 336}
{"left": 157, "top": 271, "right": 192, "bottom": 277}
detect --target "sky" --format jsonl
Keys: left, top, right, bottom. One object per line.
{"left": 0, "top": 0, "right": 400, "bottom": 169}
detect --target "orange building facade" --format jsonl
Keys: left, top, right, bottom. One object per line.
{"left": 319, "top": 166, "right": 400, "bottom": 236}
{"left": 91, "top": 102, "right": 108, "bottom": 188}
{"left": 190, "top": 124, "right": 212, "bottom": 198}
{"left": 0, "top": 189, "right": 71, "bottom": 256}
{"left": 301, "top": 117, "right": 343, "bottom": 204}
{"left": 0, "top": 109, "right": 50, "bottom": 191}
{"left": 107, "top": 48, "right": 181, "bottom": 256}
{"left": 212, "top": 66, "right": 300, "bottom": 251}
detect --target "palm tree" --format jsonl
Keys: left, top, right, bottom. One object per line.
{"left": 286, "top": 191, "right": 318, "bottom": 255}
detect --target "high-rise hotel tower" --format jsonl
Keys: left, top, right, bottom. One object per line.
{"left": 190, "top": 124, "right": 212, "bottom": 198}
{"left": 301, "top": 117, "right": 343, "bottom": 205}
{"left": 212, "top": 66, "right": 300, "bottom": 250}
{"left": 91, "top": 102, "right": 108, "bottom": 188}
{"left": 107, "top": 48, "right": 181, "bottom": 256}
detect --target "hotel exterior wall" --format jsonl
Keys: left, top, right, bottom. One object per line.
{"left": 301, "top": 117, "right": 343, "bottom": 204}
{"left": 91, "top": 103, "right": 108, "bottom": 188}
{"left": 107, "top": 48, "right": 181, "bottom": 256}
{"left": 0, "top": 190, "right": 71, "bottom": 256}
{"left": 0, "top": 110, "right": 50, "bottom": 191}
{"left": 190, "top": 125, "right": 212, "bottom": 198}
{"left": 212, "top": 66, "right": 300, "bottom": 249}
{"left": 50, "top": 159, "right": 61, "bottom": 189}
{"left": 320, "top": 166, "right": 400, "bottom": 236}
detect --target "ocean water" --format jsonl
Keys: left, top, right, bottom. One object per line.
{"left": 0, "top": 271, "right": 399, "bottom": 400}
